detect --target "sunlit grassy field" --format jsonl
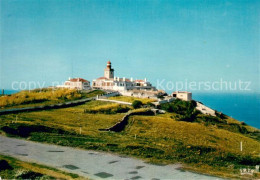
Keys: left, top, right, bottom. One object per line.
{"left": 0, "top": 89, "right": 104, "bottom": 109}
{"left": 108, "top": 96, "right": 156, "bottom": 104}
{"left": 0, "top": 101, "right": 125, "bottom": 137}
{"left": 84, "top": 103, "right": 132, "bottom": 114}
{"left": 0, "top": 100, "right": 259, "bottom": 178}
{"left": 128, "top": 114, "right": 260, "bottom": 155}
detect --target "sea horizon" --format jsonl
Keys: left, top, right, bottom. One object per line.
{"left": 192, "top": 93, "right": 260, "bottom": 129}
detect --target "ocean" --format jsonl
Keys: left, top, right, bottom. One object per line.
{"left": 193, "top": 93, "right": 260, "bottom": 129}
{"left": 2, "top": 89, "right": 20, "bottom": 95}
{"left": 2, "top": 90, "right": 260, "bottom": 129}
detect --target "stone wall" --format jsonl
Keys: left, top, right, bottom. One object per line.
{"left": 0, "top": 98, "right": 94, "bottom": 115}
{"left": 120, "top": 91, "right": 158, "bottom": 99}
{"left": 99, "top": 110, "right": 155, "bottom": 132}
{"left": 97, "top": 91, "right": 120, "bottom": 99}
{"left": 96, "top": 98, "right": 132, "bottom": 105}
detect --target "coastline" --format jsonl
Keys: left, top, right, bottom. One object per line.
{"left": 193, "top": 92, "right": 260, "bottom": 129}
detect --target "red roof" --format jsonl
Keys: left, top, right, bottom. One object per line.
{"left": 97, "top": 77, "right": 108, "bottom": 80}
{"left": 135, "top": 80, "right": 145, "bottom": 83}
{"left": 69, "top": 78, "right": 89, "bottom": 83}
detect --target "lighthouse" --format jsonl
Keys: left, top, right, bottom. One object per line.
{"left": 104, "top": 61, "right": 114, "bottom": 79}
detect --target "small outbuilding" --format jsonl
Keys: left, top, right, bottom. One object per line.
{"left": 171, "top": 91, "right": 192, "bottom": 101}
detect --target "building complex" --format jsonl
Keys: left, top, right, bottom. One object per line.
{"left": 58, "top": 61, "right": 192, "bottom": 101}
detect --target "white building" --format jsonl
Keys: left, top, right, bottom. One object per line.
{"left": 92, "top": 61, "right": 156, "bottom": 93}
{"left": 58, "top": 78, "right": 91, "bottom": 90}
{"left": 172, "top": 91, "right": 192, "bottom": 101}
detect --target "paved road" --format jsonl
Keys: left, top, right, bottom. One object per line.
{"left": 0, "top": 136, "right": 221, "bottom": 180}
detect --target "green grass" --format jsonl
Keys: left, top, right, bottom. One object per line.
{"left": 108, "top": 96, "right": 156, "bottom": 104}
{"left": 0, "top": 99, "right": 260, "bottom": 178}
{"left": 0, "top": 154, "right": 85, "bottom": 179}
{"left": 0, "top": 101, "right": 126, "bottom": 137}
{"left": 79, "top": 90, "right": 105, "bottom": 99}
{"left": 84, "top": 103, "right": 132, "bottom": 114}
{"left": 0, "top": 89, "right": 104, "bottom": 109}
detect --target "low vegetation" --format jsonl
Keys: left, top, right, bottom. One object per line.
{"left": 131, "top": 108, "right": 153, "bottom": 114}
{"left": 0, "top": 89, "right": 104, "bottom": 109}
{"left": 132, "top": 100, "right": 143, "bottom": 109}
{"left": 84, "top": 103, "right": 131, "bottom": 114}
{"left": 0, "top": 154, "right": 83, "bottom": 179}
{"left": 159, "top": 100, "right": 256, "bottom": 137}
{"left": 0, "top": 98, "right": 259, "bottom": 178}
{"left": 108, "top": 96, "right": 155, "bottom": 104}
{"left": 160, "top": 99, "right": 200, "bottom": 122}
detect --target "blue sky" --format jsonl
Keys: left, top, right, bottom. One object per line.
{"left": 0, "top": 0, "right": 259, "bottom": 93}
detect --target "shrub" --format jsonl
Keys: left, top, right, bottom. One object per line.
{"left": 131, "top": 108, "right": 155, "bottom": 115}
{"left": 178, "top": 110, "right": 201, "bottom": 122}
{"left": 202, "top": 115, "right": 226, "bottom": 125}
{"left": 217, "top": 123, "right": 249, "bottom": 134}
{"left": 1, "top": 124, "right": 75, "bottom": 138}
{"left": 147, "top": 102, "right": 155, "bottom": 108}
{"left": 132, "top": 100, "right": 143, "bottom": 109}
{"left": 84, "top": 104, "right": 131, "bottom": 114}
{"left": 215, "top": 111, "right": 227, "bottom": 119}
{"left": 160, "top": 99, "right": 199, "bottom": 122}
{"left": 16, "top": 172, "right": 43, "bottom": 179}
{"left": 157, "top": 94, "right": 165, "bottom": 99}
{"left": 160, "top": 99, "right": 196, "bottom": 115}
{"left": 217, "top": 152, "right": 260, "bottom": 166}
{"left": 0, "top": 160, "right": 13, "bottom": 171}
{"left": 241, "top": 121, "right": 247, "bottom": 126}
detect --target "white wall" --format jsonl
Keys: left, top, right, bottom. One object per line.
{"left": 173, "top": 92, "right": 192, "bottom": 101}
{"left": 196, "top": 102, "right": 216, "bottom": 116}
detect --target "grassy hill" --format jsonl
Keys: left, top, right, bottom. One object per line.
{"left": 0, "top": 88, "right": 104, "bottom": 109}
{"left": 0, "top": 92, "right": 259, "bottom": 179}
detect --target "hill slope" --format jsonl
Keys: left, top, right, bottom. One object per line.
{"left": 0, "top": 94, "right": 259, "bottom": 178}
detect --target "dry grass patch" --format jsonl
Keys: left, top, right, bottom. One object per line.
{"left": 84, "top": 103, "right": 131, "bottom": 114}
{"left": 0, "top": 89, "right": 104, "bottom": 109}
{"left": 127, "top": 115, "right": 260, "bottom": 155}
{"left": 108, "top": 96, "right": 156, "bottom": 104}
{"left": 0, "top": 101, "right": 126, "bottom": 137}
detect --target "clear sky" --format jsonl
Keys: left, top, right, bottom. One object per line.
{"left": 0, "top": 0, "right": 259, "bottom": 93}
